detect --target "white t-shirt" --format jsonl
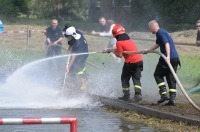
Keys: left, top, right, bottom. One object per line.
{"left": 99, "top": 24, "right": 115, "bottom": 37}
{"left": 99, "top": 24, "right": 117, "bottom": 47}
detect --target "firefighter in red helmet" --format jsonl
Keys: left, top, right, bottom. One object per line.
{"left": 103, "top": 24, "right": 143, "bottom": 102}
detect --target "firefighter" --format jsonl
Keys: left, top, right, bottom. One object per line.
{"left": 45, "top": 19, "right": 63, "bottom": 57}
{"left": 63, "top": 25, "right": 89, "bottom": 90}
{"left": 103, "top": 24, "right": 143, "bottom": 102}
{"left": 143, "top": 20, "right": 180, "bottom": 106}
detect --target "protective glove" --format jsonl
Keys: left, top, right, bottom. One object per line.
{"left": 102, "top": 48, "right": 111, "bottom": 53}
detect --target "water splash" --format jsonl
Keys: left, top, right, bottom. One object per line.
{"left": 0, "top": 53, "right": 100, "bottom": 109}
{"left": 0, "top": 50, "right": 160, "bottom": 108}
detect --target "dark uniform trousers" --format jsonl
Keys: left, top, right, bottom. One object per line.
{"left": 154, "top": 58, "right": 180, "bottom": 96}
{"left": 46, "top": 44, "right": 62, "bottom": 58}
{"left": 121, "top": 61, "right": 143, "bottom": 96}
{"left": 69, "top": 55, "right": 88, "bottom": 90}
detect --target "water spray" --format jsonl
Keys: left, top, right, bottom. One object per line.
{"left": 62, "top": 55, "right": 71, "bottom": 90}
{"left": 46, "top": 44, "right": 101, "bottom": 69}
{"left": 124, "top": 50, "right": 200, "bottom": 112}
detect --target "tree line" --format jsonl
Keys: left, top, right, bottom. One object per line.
{"left": 130, "top": 0, "right": 200, "bottom": 30}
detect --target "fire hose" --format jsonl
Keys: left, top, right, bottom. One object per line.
{"left": 45, "top": 44, "right": 200, "bottom": 111}
{"left": 62, "top": 54, "right": 71, "bottom": 90}
{"left": 124, "top": 50, "right": 200, "bottom": 112}
{"left": 45, "top": 44, "right": 100, "bottom": 68}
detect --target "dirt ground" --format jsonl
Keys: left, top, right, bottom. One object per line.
{"left": 138, "top": 100, "right": 200, "bottom": 121}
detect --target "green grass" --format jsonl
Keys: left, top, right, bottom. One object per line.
{"left": 0, "top": 49, "right": 44, "bottom": 73}
{"left": 177, "top": 55, "right": 200, "bottom": 88}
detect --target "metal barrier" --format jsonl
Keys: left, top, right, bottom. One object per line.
{"left": 0, "top": 117, "right": 77, "bottom": 132}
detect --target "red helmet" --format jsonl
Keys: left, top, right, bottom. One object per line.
{"left": 112, "top": 24, "right": 125, "bottom": 37}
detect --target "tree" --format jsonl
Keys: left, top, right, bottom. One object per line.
{"left": 32, "top": 0, "right": 89, "bottom": 21}
{"left": 130, "top": 0, "right": 156, "bottom": 30}
{"left": 153, "top": 0, "right": 200, "bottom": 24}
{"left": 0, "top": 0, "right": 30, "bottom": 18}
{"left": 129, "top": 0, "right": 200, "bottom": 30}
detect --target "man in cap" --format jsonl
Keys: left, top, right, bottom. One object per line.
{"left": 63, "top": 25, "right": 89, "bottom": 90}
{"left": 103, "top": 24, "right": 143, "bottom": 102}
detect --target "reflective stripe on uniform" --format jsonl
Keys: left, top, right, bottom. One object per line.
{"left": 161, "top": 91, "right": 167, "bottom": 95}
{"left": 76, "top": 67, "right": 86, "bottom": 75}
{"left": 122, "top": 87, "right": 130, "bottom": 91}
{"left": 169, "top": 89, "right": 177, "bottom": 93}
{"left": 157, "top": 82, "right": 165, "bottom": 87}
{"left": 134, "top": 85, "right": 141, "bottom": 89}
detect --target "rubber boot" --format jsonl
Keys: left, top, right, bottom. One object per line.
{"left": 131, "top": 94, "right": 142, "bottom": 102}
{"left": 165, "top": 93, "right": 176, "bottom": 106}
{"left": 118, "top": 90, "right": 130, "bottom": 101}
{"left": 157, "top": 87, "right": 169, "bottom": 104}
{"left": 80, "top": 77, "right": 86, "bottom": 90}
{"left": 131, "top": 89, "right": 142, "bottom": 102}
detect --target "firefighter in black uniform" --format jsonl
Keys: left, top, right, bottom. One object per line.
{"left": 63, "top": 25, "right": 89, "bottom": 90}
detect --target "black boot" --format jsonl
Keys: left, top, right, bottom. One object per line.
{"left": 165, "top": 93, "right": 176, "bottom": 106}
{"left": 157, "top": 94, "right": 169, "bottom": 103}
{"left": 130, "top": 87, "right": 142, "bottom": 102}
{"left": 131, "top": 94, "right": 142, "bottom": 102}
{"left": 118, "top": 95, "right": 130, "bottom": 101}
{"left": 157, "top": 87, "right": 169, "bottom": 104}
{"left": 118, "top": 90, "right": 130, "bottom": 101}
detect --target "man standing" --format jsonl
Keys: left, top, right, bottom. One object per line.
{"left": 196, "top": 20, "right": 200, "bottom": 47}
{"left": 104, "top": 24, "right": 143, "bottom": 102}
{"left": 92, "top": 17, "right": 120, "bottom": 63}
{"left": 91, "top": 17, "right": 109, "bottom": 33}
{"left": 63, "top": 25, "right": 89, "bottom": 90}
{"left": 143, "top": 20, "right": 180, "bottom": 106}
{"left": 0, "top": 19, "right": 4, "bottom": 33}
{"left": 46, "top": 19, "right": 63, "bottom": 57}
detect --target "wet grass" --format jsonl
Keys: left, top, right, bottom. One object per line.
{"left": 178, "top": 56, "right": 200, "bottom": 88}
{"left": 0, "top": 49, "right": 44, "bottom": 75}
{"left": 105, "top": 107, "right": 200, "bottom": 132}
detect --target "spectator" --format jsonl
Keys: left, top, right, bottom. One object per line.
{"left": 196, "top": 20, "right": 200, "bottom": 47}
{"left": 45, "top": 19, "right": 63, "bottom": 57}
{"left": 0, "top": 19, "right": 4, "bottom": 33}
{"left": 91, "top": 17, "right": 121, "bottom": 63}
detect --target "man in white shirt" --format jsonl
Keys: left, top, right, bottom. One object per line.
{"left": 91, "top": 17, "right": 121, "bottom": 63}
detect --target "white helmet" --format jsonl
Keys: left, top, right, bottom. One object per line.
{"left": 65, "top": 26, "right": 81, "bottom": 40}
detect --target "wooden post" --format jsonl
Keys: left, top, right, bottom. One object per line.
{"left": 26, "top": 25, "right": 30, "bottom": 52}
